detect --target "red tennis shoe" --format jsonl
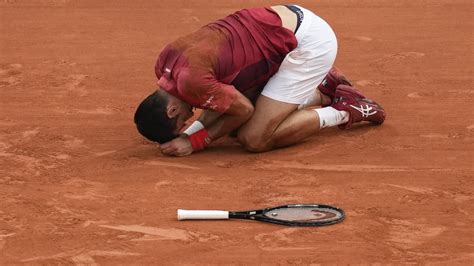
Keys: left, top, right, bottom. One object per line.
{"left": 317, "top": 66, "right": 353, "bottom": 100}
{"left": 331, "top": 85, "right": 386, "bottom": 129}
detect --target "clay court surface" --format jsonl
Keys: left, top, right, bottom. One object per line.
{"left": 1, "top": 0, "right": 473, "bottom": 264}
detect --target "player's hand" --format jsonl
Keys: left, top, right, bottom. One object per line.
{"left": 160, "top": 136, "right": 193, "bottom": 157}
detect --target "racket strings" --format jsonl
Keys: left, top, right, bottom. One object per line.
{"left": 263, "top": 207, "right": 342, "bottom": 223}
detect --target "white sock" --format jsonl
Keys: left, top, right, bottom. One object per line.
{"left": 314, "top": 107, "right": 349, "bottom": 129}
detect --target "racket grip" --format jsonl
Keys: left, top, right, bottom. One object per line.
{"left": 177, "top": 209, "right": 229, "bottom": 220}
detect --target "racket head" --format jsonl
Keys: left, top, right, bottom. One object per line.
{"left": 253, "top": 204, "right": 345, "bottom": 226}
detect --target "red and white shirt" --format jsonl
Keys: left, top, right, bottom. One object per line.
{"left": 156, "top": 7, "right": 297, "bottom": 113}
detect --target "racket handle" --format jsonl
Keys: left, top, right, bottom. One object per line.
{"left": 177, "top": 209, "right": 229, "bottom": 220}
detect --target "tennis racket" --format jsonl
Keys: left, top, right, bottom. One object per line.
{"left": 177, "top": 204, "right": 345, "bottom": 226}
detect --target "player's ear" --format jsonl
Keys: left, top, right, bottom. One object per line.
{"left": 166, "top": 102, "right": 179, "bottom": 119}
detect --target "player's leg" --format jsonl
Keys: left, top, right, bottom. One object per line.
{"left": 238, "top": 93, "right": 351, "bottom": 152}
{"left": 182, "top": 85, "right": 263, "bottom": 137}
{"left": 237, "top": 60, "right": 347, "bottom": 152}
{"left": 237, "top": 95, "right": 317, "bottom": 152}
{"left": 236, "top": 74, "right": 349, "bottom": 152}
{"left": 238, "top": 6, "right": 350, "bottom": 152}
{"left": 237, "top": 84, "right": 387, "bottom": 152}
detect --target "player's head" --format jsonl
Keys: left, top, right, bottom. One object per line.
{"left": 134, "top": 89, "right": 194, "bottom": 144}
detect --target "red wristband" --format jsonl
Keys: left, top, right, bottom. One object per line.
{"left": 188, "top": 129, "right": 211, "bottom": 151}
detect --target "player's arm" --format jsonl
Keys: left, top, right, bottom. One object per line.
{"left": 205, "top": 90, "right": 254, "bottom": 140}
{"left": 199, "top": 110, "right": 223, "bottom": 128}
{"left": 160, "top": 90, "right": 253, "bottom": 156}
{"left": 160, "top": 70, "right": 254, "bottom": 156}
{"left": 183, "top": 85, "right": 261, "bottom": 136}
{"left": 181, "top": 109, "right": 223, "bottom": 137}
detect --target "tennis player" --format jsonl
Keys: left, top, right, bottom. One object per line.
{"left": 134, "top": 5, "right": 386, "bottom": 156}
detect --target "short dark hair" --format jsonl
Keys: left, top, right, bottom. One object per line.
{"left": 134, "top": 90, "right": 178, "bottom": 144}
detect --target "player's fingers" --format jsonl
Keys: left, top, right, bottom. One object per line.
{"left": 175, "top": 151, "right": 192, "bottom": 157}
{"left": 160, "top": 141, "right": 173, "bottom": 149}
{"left": 160, "top": 144, "right": 175, "bottom": 155}
{"left": 162, "top": 150, "right": 178, "bottom": 157}
{"left": 168, "top": 149, "right": 183, "bottom": 157}
{"left": 174, "top": 147, "right": 193, "bottom": 157}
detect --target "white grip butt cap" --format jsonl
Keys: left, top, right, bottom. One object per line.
{"left": 177, "top": 209, "right": 229, "bottom": 220}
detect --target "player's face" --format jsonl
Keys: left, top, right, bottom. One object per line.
{"left": 174, "top": 102, "right": 194, "bottom": 134}
{"left": 166, "top": 94, "right": 194, "bottom": 134}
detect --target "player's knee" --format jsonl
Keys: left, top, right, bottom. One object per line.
{"left": 243, "top": 141, "right": 269, "bottom": 153}
{"left": 237, "top": 133, "right": 270, "bottom": 153}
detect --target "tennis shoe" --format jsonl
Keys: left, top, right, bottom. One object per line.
{"left": 317, "top": 66, "right": 352, "bottom": 100}
{"left": 331, "top": 85, "right": 386, "bottom": 129}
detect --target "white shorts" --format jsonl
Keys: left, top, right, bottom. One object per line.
{"left": 261, "top": 6, "right": 338, "bottom": 107}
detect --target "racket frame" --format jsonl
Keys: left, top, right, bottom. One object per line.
{"left": 229, "top": 204, "right": 345, "bottom": 227}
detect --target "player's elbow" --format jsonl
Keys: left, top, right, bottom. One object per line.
{"left": 229, "top": 94, "right": 254, "bottom": 122}
{"left": 241, "top": 103, "right": 254, "bottom": 121}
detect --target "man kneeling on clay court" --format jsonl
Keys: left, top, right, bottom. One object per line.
{"left": 134, "top": 5, "right": 386, "bottom": 156}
